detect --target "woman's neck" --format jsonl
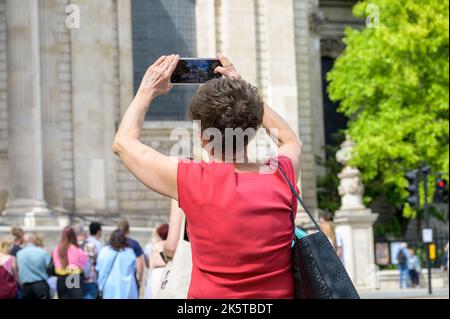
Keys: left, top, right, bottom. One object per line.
{"left": 208, "top": 148, "right": 249, "bottom": 164}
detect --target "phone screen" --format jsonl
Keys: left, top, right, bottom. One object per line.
{"left": 171, "top": 58, "right": 222, "bottom": 84}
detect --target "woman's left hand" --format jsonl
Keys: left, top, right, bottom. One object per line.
{"left": 137, "top": 54, "right": 180, "bottom": 101}
{"left": 214, "top": 54, "right": 242, "bottom": 80}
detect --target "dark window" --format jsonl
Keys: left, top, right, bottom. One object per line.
{"left": 131, "top": 0, "right": 197, "bottom": 120}
{"left": 321, "top": 57, "right": 348, "bottom": 148}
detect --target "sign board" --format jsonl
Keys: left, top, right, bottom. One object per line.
{"left": 390, "top": 242, "right": 406, "bottom": 265}
{"left": 422, "top": 228, "right": 433, "bottom": 243}
{"left": 375, "top": 242, "right": 390, "bottom": 265}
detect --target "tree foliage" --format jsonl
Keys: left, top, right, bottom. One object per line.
{"left": 327, "top": 0, "right": 449, "bottom": 217}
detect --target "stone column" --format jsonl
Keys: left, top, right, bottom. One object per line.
{"left": 70, "top": 0, "right": 118, "bottom": 215}
{"left": 39, "top": 0, "right": 66, "bottom": 214}
{"left": 2, "top": 0, "right": 51, "bottom": 222}
{"left": 293, "top": 0, "right": 322, "bottom": 220}
{"left": 117, "top": 0, "right": 134, "bottom": 117}
{"left": 264, "top": 0, "right": 299, "bottom": 138}
{"left": 307, "top": 0, "right": 326, "bottom": 177}
{"left": 219, "top": 0, "right": 258, "bottom": 85}
{"left": 195, "top": 0, "right": 217, "bottom": 57}
{"left": 334, "top": 138, "right": 378, "bottom": 289}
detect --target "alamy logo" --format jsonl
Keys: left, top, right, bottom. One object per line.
{"left": 65, "top": 4, "right": 80, "bottom": 29}
{"left": 65, "top": 273, "right": 81, "bottom": 289}
{"left": 168, "top": 121, "right": 279, "bottom": 173}
{"left": 366, "top": 4, "right": 380, "bottom": 29}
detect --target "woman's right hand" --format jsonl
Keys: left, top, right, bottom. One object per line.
{"left": 137, "top": 54, "right": 180, "bottom": 101}
{"left": 214, "top": 54, "right": 242, "bottom": 80}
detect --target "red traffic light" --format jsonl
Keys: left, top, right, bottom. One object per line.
{"left": 436, "top": 178, "right": 447, "bottom": 189}
{"left": 434, "top": 178, "right": 449, "bottom": 203}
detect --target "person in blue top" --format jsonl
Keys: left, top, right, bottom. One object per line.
{"left": 116, "top": 218, "right": 144, "bottom": 290}
{"left": 16, "top": 233, "right": 51, "bottom": 299}
{"left": 408, "top": 248, "right": 421, "bottom": 288}
{"left": 397, "top": 243, "right": 410, "bottom": 289}
{"left": 96, "top": 230, "right": 138, "bottom": 299}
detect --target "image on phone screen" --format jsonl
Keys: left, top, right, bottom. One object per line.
{"left": 171, "top": 58, "right": 223, "bottom": 84}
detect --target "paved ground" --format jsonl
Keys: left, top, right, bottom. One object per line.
{"left": 359, "top": 288, "right": 449, "bottom": 299}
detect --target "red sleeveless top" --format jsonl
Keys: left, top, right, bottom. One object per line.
{"left": 0, "top": 256, "right": 18, "bottom": 299}
{"left": 177, "top": 156, "right": 298, "bottom": 299}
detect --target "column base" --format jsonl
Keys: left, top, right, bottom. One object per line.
{"left": 3, "top": 198, "right": 50, "bottom": 214}
{"left": 334, "top": 208, "right": 379, "bottom": 289}
{"left": 1, "top": 198, "right": 58, "bottom": 227}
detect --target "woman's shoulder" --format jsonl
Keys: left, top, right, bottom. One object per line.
{"left": 265, "top": 155, "right": 295, "bottom": 170}
{"left": 69, "top": 244, "right": 85, "bottom": 254}
{"left": 177, "top": 159, "right": 233, "bottom": 187}
{"left": 122, "top": 247, "right": 136, "bottom": 256}
{"left": 178, "top": 158, "right": 228, "bottom": 170}
{"left": 99, "top": 245, "right": 113, "bottom": 253}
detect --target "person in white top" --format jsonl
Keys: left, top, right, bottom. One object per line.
{"left": 87, "top": 222, "right": 103, "bottom": 253}
{"left": 149, "top": 224, "right": 169, "bottom": 298}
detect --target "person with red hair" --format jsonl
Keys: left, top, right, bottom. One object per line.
{"left": 148, "top": 223, "right": 169, "bottom": 298}
{"left": 52, "top": 226, "right": 88, "bottom": 299}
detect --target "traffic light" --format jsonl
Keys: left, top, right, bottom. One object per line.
{"left": 429, "top": 243, "right": 436, "bottom": 260}
{"left": 405, "top": 169, "right": 420, "bottom": 209}
{"left": 434, "top": 178, "right": 449, "bottom": 203}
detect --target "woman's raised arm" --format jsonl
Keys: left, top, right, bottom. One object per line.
{"left": 261, "top": 104, "right": 303, "bottom": 180}
{"left": 113, "top": 55, "right": 180, "bottom": 200}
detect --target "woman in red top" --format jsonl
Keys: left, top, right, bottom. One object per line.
{"left": 113, "top": 54, "right": 302, "bottom": 299}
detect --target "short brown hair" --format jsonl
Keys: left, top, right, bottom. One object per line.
{"left": 11, "top": 227, "right": 24, "bottom": 241}
{"left": 188, "top": 78, "right": 264, "bottom": 155}
{"left": 116, "top": 218, "right": 130, "bottom": 234}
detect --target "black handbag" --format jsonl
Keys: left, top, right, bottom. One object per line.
{"left": 46, "top": 257, "right": 56, "bottom": 277}
{"left": 97, "top": 251, "right": 119, "bottom": 299}
{"left": 278, "top": 165, "right": 360, "bottom": 299}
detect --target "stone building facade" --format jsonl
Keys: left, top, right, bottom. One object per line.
{"left": 0, "top": 0, "right": 361, "bottom": 243}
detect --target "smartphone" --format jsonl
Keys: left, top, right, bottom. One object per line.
{"left": 171, "top": 58, "right": 223, "bottom": 84}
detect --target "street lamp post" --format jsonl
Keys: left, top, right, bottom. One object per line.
{"left": 421, "top": 164, "right": 432, "bottom": 295}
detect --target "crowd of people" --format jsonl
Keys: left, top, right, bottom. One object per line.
{"left": 0, "top": 220, "right": 169, "bottom": 299}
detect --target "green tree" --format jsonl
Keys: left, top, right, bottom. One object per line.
{"left": 327, "top": 0, "right": 449, "bottom": 226}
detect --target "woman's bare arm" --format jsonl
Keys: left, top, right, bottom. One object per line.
{"left": 164, "top": 199, "right": 184, "bottom": 258}
{"left": 262, "top": 105, "right": 302, "bottom": 180}
{"left": 113, "top": 55, "right": 180, "bottom": 200}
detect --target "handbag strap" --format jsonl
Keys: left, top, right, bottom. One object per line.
{"left": 179, "top": 213, "right": 190, "bottom": 243}
{"left": 278, "top": 163, "right": 321, "bottom": 231}
{"left": 99, "top": 250, "right": 119, "bottom": 292}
